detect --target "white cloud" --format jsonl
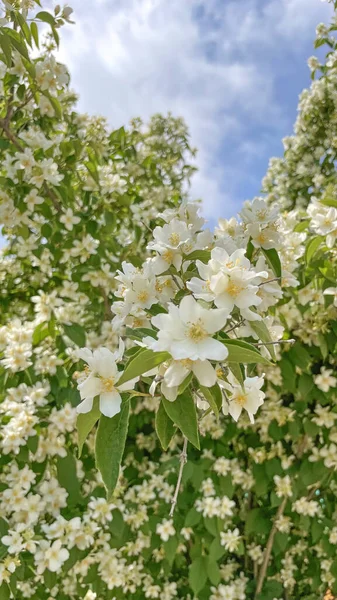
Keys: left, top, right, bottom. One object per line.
{"left": 56, "top": 0, "right": 332, "bottom": 219}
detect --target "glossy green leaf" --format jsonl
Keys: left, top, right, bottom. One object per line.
{"left": 162, "top": 391, "right": 200, "bottom": 449}
{"left": 250, "top": 319, "right": 276, "bottom": 360}
{"left": 77, "top": 398, "right": 100, "bottom": 457}
{"left": 118, "top": 348, "right": 170, "bottom": 386}
{"left": 261, "top": 247, "right": 282, "bottom": 278}
{"left": 155, "top": 401, "right": 175, "bottom": 450}
{"left": 188, "top": 556, "right": 208, "bottom": 595}
{"left": 199, "top": 384, "right": 222, "bottom": 418}
{"left": 223, "top": 339, "right": 272, "bottom": 365}
{"left": 63, "top": 323, "right": 86, "bottom": 347}
{"left": 305, "top": 235, "right": 324, "bottom": 264}
{"left": 95, "top": 400, "right": 130, "bottom": 499}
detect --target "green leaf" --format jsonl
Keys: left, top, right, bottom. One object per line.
{"left": 320, "top": 197, "right": 337, "bottom": 209}
{"left": 30, "top": 22, "right": 39, "bottom": 48}
{"left": 163, "top": 535, "right": 178, "bottom": 566}
{"left": 184, "top": 250, "right": 211, "bottom": 262}
{"left": 188, "top": 556, "right": 208, "bottom": 595}
{"left": 185, "top": 507, "right": 202, "bottom": 527}
{"left": 35, "top": 11, "right": 56, "bottom": 27}
{"left": 49, "top": 95, "right": 62, "bottom": 119}
{"left": 199, "top": 384, "right": 222, "bottom": 418}
{"left": 207, "top": 557, "right": 221, "bottom": 585}
{"left": 95, "top": 400, "right": 130, "bottom": 499}
{"left": 294, "top": 219, "right": 310, "bottom": 232}
{"left": 63, "top": 323, "right": 86, "bottom": 347}
{"left": 250, "top": 320, "right": 277, "bottom": 360}
{"left": 162, "top": 391, "right": 200, "bottom": 449}
{"left": 155, "top": 401, "right": 175, "bottom": 450}
{"left": 223, "top": 339, "right": 272, "bottom": 365}
{"left": 229, "top": 363, "right": 245, "bottom": 387}
{"left": 32, "top": 322, "right": 50, "bottom": 345}
{"left": 77, "top": 398, "right": 100, "bottom": 457}
{"left": 56, "top": 452, "right": 82, "bottom": 505}
{"left": 261, "top": 247, "right": 282, "bottom": 278}
{"left": 125, "top": 326, "right": 157, "bottom": 341}
{"left": 245, "top": 508, "right": 271, "bottom": 535}
{"left": 117, "top": 348, "right": 170, "bottom": 386}
{"left": 2, "top": 28, "right": 29, "bottom": 60}
{"left": 0, "top": 33, "right": 12, "bottom": 67}
{"left": 0, "top": 584, "right": 10, "bottom": 600}
{"left": 305, "top": 235, "right": 324, "bottom": 265}
{"left": 16, "top": 12, "right": 32, "bottom": 46}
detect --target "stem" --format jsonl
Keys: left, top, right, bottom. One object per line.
{"left": 169, "top": 436, "right": 188, "bottom": 517}
{"left": 258, "top": 277, "right": 281, "bottom": 287}
{"left": 254, "top": 339, "right": 295, "bottom": 347}
{"left": 224, "top": 319, "right": 245, "bottom": 334}
{"left": 255, "top": 498, "right": 287, "bottom": 598}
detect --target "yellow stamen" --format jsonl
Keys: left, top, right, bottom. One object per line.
{"left": 187, "top": 320, "right": 208, "bottom": 342}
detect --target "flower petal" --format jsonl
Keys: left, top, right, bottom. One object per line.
{"left": 76, "top": 396, "right": 94, "bottom": 414}
{"left": 99, "top": 390, "right": 122, "bottom": 418}
{"left": 193, "top": 360, "right": 217, "bottom": 387}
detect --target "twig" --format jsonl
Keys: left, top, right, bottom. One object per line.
{"left": 100, "top": 287, "right": 113, "bottom": 319}
{"left": 258, "top": 277, "right": 281, "bottom": 287}
{"left": 255, "top": 497, "right": 287, "bottom": 598}
{"left": 224, "top": 319, "right": 245, "bottom": 334}
{"left": 169, "top": 436, "right": 188, "bottom": 517}
{"left": 254, "top": 339, "right": 295, "bottom": 347}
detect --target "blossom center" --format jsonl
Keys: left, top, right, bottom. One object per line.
{"left": 180, "top": 358, "right": 193, "bottom": 368}
{"left": 187, "top": 320, "right": 208, "bottom": 342}
{"left": 101, "top": 376, "right": 115, "bottom": 392}
{"left": 227, "top": 281, "right": 244, "bottom": 297}
{"left": 235, "top": 393, "right": 247, "bottom": 406}
{"left": 163, "top": 249, "right": 174, "bottom": 263}
{"left": 137, "top": 290, "right": 149, "bottom": 303}
{"left": 169, "top": 232, "right": 180, "bottom": 246}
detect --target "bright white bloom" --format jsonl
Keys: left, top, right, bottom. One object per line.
{"left": 35, "top": 539, "right": 69, "bottom": 573}
{"left": 147, "top": 295, "right": 228, "bottom": 361}
{"left": 220, "top": 527, "right": 241, "bottom": 552}
{"left": 60, "top": 208, "right": 81, "bottom": 231}
{"left": 156, "top": 519, "right": 175, "bottom": 542}
{"left": 274, "top": 475, "right": 292, "bottom": 498}
{"left": 188, "top": 247, "right": 268, "bottom": 320}
{"left": 314, "top": 367, "right": 337, "bottom": 393}
{"left": 75, "top": 342, "right": 138, "bottom": 417}
{"left": 221, "top": 372, "right": 265, "bottom": 424}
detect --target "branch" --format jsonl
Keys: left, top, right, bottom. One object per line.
{"left": 255, "top": 497, "right": 287, "bottom": 598}
{"left": 169, "top": 436, "right": 188, "bottom": 517}
{"left": 100, "top": 287, "right": 113, "bottom": 319}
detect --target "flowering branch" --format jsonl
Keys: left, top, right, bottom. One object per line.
{"left": 255, "top": 497, "right": 287, "bottom": 598}
{"left": 169, "top": 436, "right": 188, "bottom": 517}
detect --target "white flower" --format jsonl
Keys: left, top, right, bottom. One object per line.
{"left": 75, "top": 342, "right": 138, "bottom": 417}
{"left": 314, "top": 367, "right": 337, "bottom": 393}
{"left": 240, "top": 197, "right": 279, "bottom": 225}
{"left": 220, "top": 527, "right": 241, "bottom": 552}
{"left": 1, "top": 530, "right": 24, "bottom": 554}
{"left": 156, "top": 519, "right": 175, "bottom": 542}
{"left": 274, "top": 475, "right": 292, "bottom": 498}
{"left": 160, "top": 357, "right": 217, "bottom": 402}
{"left": 35, "top": 539, "right": 69, "bottom": 573}
{"left": 221, "top": 372, "right": 265, "bottom": 424}
{"left": 187, "top": 247, "right": 267, "bottom": 319}
{"left": 60, "top": 208, "right": 81, "bottom": 231}
{"left": 147, "top": 295, "right": 228, "bottom": 361}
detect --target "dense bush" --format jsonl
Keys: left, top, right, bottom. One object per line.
{"left": 0, "top": 2, "right": 336, "bottom": 600}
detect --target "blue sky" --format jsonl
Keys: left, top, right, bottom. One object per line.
{"left": 56, "top": 0, "right": 332, "bottom": 223}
